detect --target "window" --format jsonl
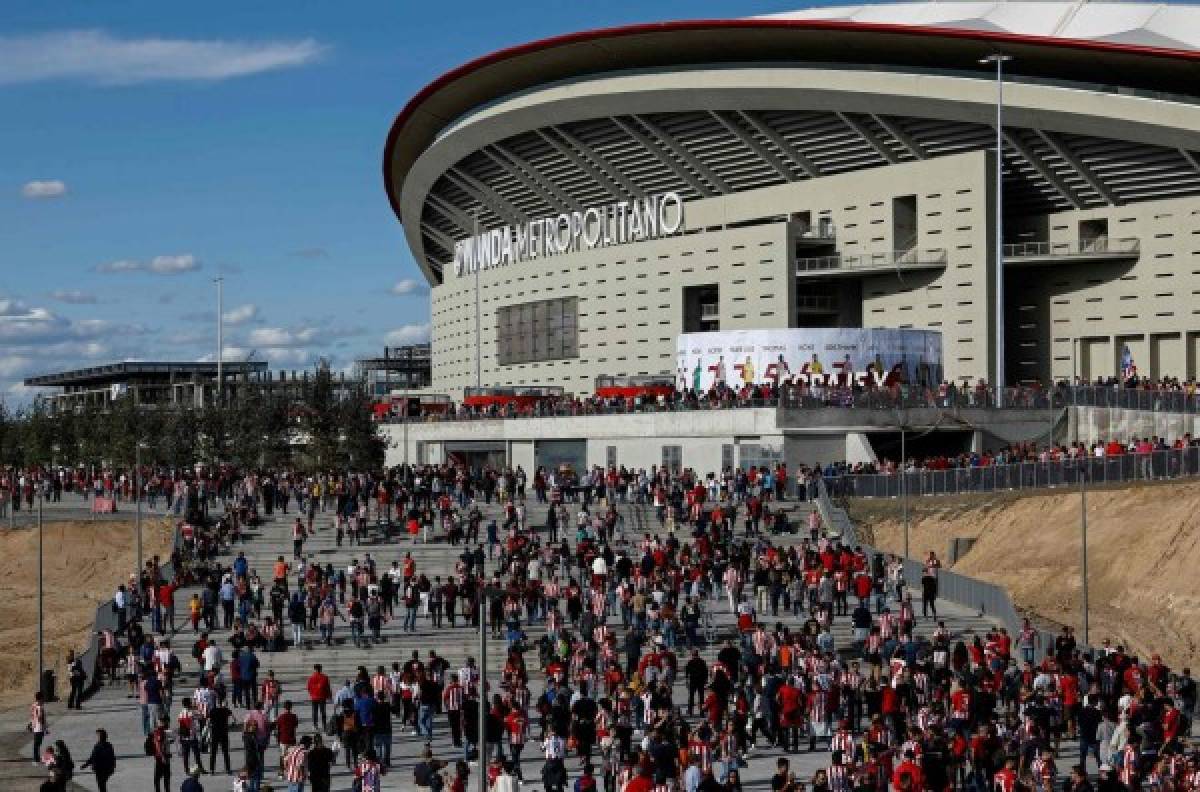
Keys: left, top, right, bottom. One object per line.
{"left": 662, "top": 445, "right": 683, "bottom": 473}
{"left": 496, "top": 297, "right": 578, "bottom": 365}
{"left": 722, "top": 444, "right": 734, "bottom": 472}
{"left": 606, "top": 445, "right": 617, "bottom": 469}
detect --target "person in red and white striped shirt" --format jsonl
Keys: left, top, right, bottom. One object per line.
{"left": 282, "top": 737, "right": 310, "bottom": 785}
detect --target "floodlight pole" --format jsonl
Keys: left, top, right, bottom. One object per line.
{"left": 473, "top": 210, "right": 482, "bottom": 390}
{"left": 214, "top": 276, "right": 225, "bottom": 407}
{"left": 981, "top": 54, "right": 1012, "bottom": 407}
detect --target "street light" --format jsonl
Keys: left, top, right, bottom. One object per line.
{"left": 1079, "top": 457, "right": 1090, "bottom": 645}
{"left": 37, "top": 484, "right": 44, "bottom": 698}
{"left": 135, "top": 440, "right": 149, "bottom": 619}
{"left": 980, "top": 53, "right": 1012, "bottom": 407}
{"left": 478, "top": 585, "right": 503, "bottom": 792}
{"left": 214, "top": 277, "right": 224, "bottom": 407}
{"left": 473, "top": 209, "right": 482, "bottom": 390}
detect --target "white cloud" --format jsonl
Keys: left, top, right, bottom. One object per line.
{"left": 96, "top": 253, "right": 199, "bottom": 275}
{"left": 0, "top": 30, "right": 326, "bottom": 86}
{"left": 384, "top": 323, "right": 431, "bottom": 346}
{"left": 389, "top": 278, "right": 425, "bottom": 296}
{"left": 48, "top": 289, "right": 97, "bottom": 304}
{"left": 21, "top": 179, "right": 67, "bottom": 199}
{"left": 222, "top": 303, "right": 258, "bottom": 325}
{"left": 247, "top": 326, "right": 319, "bottom": 348}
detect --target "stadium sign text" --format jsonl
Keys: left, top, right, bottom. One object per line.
{"left": 453, "top": 192, "right": 684, "bottom": 277}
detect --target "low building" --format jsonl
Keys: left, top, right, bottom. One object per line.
{"left": 23, "top": 361, "right": 269, "bottom": 411}
{"left": 356, "top": 344, "right": 433, "bottom": 398}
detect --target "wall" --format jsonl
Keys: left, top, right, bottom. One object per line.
{"left": 430, "top": 151, "right": 994, "bottom": 397}
{"left": 1069, "top": 405, "right": 1200, "bottom": 446}
{"left": 1006, "top": 194, "right": 1200, "bottom": 382}
{"left": 857, "top": 151, "right": 994, "bottom": 385}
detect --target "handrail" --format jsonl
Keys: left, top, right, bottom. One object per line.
{"left": 795, "top": 248, "right": 947, "bottom": 274}
{"left": 1003, "top": 237, "right": 1140, "bottom": 258}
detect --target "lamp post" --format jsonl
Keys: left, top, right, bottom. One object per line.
{"left": 473, "top": 210, "right": 482, "bottom": 390}
{"left": 900, "top": 424, "right": 910, "bottom": 559}
{"left": 478, "top": 585, "right": 502, "bottom": 792}
{"left": 980, "top": 54, "right": 1012, "bottom": 407}
{"left": 135, "top": 441, "right": 147, "bottom": 618}
{"left": 1080, "top": 458, "right": 1090, "bottom": 645}
{"left": 214, "top": 276, "right": 225, "bottom": 407}
{"left": 37, "top": 487, "right": 44, "bottom": 697}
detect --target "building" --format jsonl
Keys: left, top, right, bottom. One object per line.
{"left": 384, "top": 1, "right": 1200, "bottom": 397}
{"left": 356, "top": 344, "right": 433, "bottom": 398}
{"left": 23, "top": 361, "right": 270, "bottom": 411}
{"left": 23, "top": 361, "right": 365, "bottom": 412}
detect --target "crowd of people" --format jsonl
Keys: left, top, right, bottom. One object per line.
{"left": 18, "top": 454, "right": 1197, "bottom": 792}
{"left": 389, "top": 376, "right": 1200, "bottom": 424}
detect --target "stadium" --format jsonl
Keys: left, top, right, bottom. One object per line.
{"left": 384, "top": 0, "right": 1200, "bottom": 398}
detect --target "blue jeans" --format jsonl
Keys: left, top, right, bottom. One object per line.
{"left": 404, "top": 607, "right": 417, "bottom": 631}
{"left": 374, "top": 732, "right": 392, "bottom": 765}
{"left": 288, "top": 783, "right": 305, "bottom": 792}
{"left": 419, "top": 704, "right": 434, "bottom": 737}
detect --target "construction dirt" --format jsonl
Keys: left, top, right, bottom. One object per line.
{"left": 0, "top": 518, "right": 174, "bottom": 709}
{"left": 852, "top": 479, "right": 1200, "bottom": 667}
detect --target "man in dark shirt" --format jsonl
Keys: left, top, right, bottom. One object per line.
{"left": 81, "top": 728, "right": 116, "bottom": 792}
{"left": 372, "top": 691, "right": 393, "bottom": 767}
{"left": 307, "top": 734, "right": 336, "bottom": 792}
{"left": 685, "top": 650, "right": 708, "bottom": 715}
{"left": 206, "top": 702, "right": 234, "bottom": 774}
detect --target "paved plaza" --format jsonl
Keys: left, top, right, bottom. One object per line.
{"left": 0, "top": 495, "right": 1011, "bottom": 792}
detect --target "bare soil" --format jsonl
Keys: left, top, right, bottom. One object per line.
{"left": 851, "top": 479, "right": 1200, "bottom": 667}
{"left": 0, "top": 519, "right": 174, "bottom": 708}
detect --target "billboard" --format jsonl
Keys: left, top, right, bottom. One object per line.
{"left": 675, "top": 328, "right": 943, "bottom": 391}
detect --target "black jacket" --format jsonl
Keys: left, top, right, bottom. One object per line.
{"left": 82, "top": 741, "right": 115, "bottom": 775}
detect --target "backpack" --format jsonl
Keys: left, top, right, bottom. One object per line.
{"left": 144, "top": 735, "right": 156, "bottom": 756}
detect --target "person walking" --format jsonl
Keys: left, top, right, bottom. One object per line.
{"left": 80, "top": 728, "right": 116, "bottom": 792}
{"left": 307, "top": 664, "right": 332, "bottom": 730}
{"left": 283, "top": 735, "right": 311, "bottom": 792}
{"left": 28, "top": 690, "right": 47, "bottom": 764}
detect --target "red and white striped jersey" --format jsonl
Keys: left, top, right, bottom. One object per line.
{"left": 443, "top": 683, "right": 463, "bottom": 711}
{"left": 1120, "top": 746, "right": 1138, "bottom": 786}
{"left": 283, "top": 746, "right": 308, "bottom": 782}
{"left": 1031, "top": 757, "right": 1056, "bottom": 791}
{"left": 616, "top": 768, "right": 636, "bottom": 792}
{"left": 370, "top": 674, "right": 392, "bottom": 697}
{"left": 719, "top": 731, "right": 738, "bottom": 760}
{"left": 831, "top": 730, "right": 855, "bottom": 759}
{"left": 828, "top": 764, "right": 851, "bottom": 792}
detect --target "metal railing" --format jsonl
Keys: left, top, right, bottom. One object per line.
{"left": 826, "top": 447, "right": 1200, "bottom": 500}
{"left": 821, "top": 480, "right": 1084, "bottom": 658}
{"left": 380, "top": 384, "right": 1200, "bottom": 424}
{"left": 795, "top": 248, "right": 948, "bottom": 274}
{"left": 1003, "top": 237, "right": 1140, "bottom": 259}
{"left": 795, "top": 294, "right": 839, "bottom": 312}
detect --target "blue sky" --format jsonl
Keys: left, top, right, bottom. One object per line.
{"left": 0, "top": 0, "right": 809, "bottom": 402}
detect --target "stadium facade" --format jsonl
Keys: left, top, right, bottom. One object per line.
{"left": 385, "top": 1, "right": 1200, "bottom": 398}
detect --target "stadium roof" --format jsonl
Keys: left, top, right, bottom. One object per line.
{"left": 384, "top": 1, "right": 1200, "bottom": 283}
{"left": 757, "top": 2, "right": 1200, "bottom": 52}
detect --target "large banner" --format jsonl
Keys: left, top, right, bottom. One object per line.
{"left": 676, "top": 328, "right": 943, "bottom": 391}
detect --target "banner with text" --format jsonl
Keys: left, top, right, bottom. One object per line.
{"left": 676, "top": 328, "right": 943, "bottom": 391}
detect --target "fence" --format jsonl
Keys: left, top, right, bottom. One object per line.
{"left": 383, "top": 384, "right": 1200, "bottom": 424}
{"left": 816, "top": 478, "right": 1073, "bottom": 657}
{"left": 75, "top": 519, "right": 183, "bottom": 700}
{"left": 826, "top": 446, "right": 1200, "bottom": 500}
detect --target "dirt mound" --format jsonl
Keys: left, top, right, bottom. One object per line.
{"left": 857, "top": 480, "right": 1200, "bottom": 667}
{"left": 0, "top": 519, "right": 174, "bottom": 708}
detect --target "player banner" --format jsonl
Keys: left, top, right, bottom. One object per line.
{"left": 676, "top": 328, "right": 943, "bottom": 392}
